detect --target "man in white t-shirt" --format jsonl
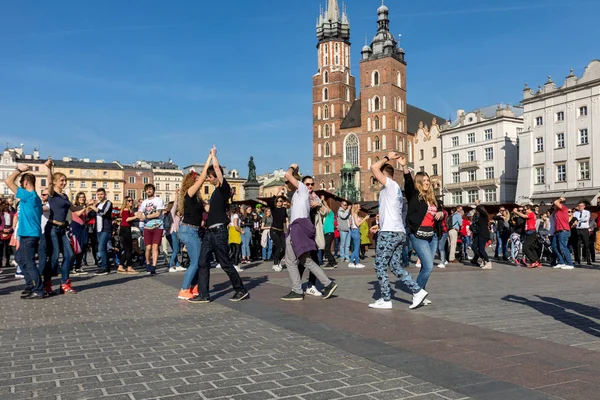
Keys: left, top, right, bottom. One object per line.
{"left": 137, "top": 184, "right": 165, "bottom": 274}
{"left": 368, "top": 152, "right": 428, "bottom": 310}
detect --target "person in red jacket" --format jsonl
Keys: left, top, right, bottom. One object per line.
{"left": 513, "top": 205, "right": 541, "bottom": 268}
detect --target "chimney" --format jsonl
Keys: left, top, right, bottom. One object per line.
{"left": 33, "top": 149, "right": 39, "bottom": 160}
{"left": 456, "top": 109, "right": 465, "bottom": 119}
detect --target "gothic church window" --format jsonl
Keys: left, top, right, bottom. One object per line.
{"left": 345, "top": 134, "right": 359, "bottom": 166}
{"left": 372, "top": 70, "right": 380, "bottom": 86}
{"left": 373, "top": 96, "right": 380, "bottom": 111}
{"left": 374, "top": 116, "right": 380, "bottom": 131}
{"left": 323, "top": 105, "right": 329, "bottom": 119}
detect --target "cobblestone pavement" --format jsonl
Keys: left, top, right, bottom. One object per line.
{"left": 0, "top": 270, "right": 470, "bottom": 400}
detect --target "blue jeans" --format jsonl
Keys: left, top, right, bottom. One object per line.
{"left": 375, "top": 232, "right": 421, "bottom": 301}
{"left": 552, "top": 230, "right": 573, "bottom": 266}
{"left": 167, "top": 233, "right": 180, "bottom": 267}
{"left": 339, "top": 230, "right": 351, "bottom": 260}
{"left": 349, "top": 228, "right": 361, "bottom": 264}
{"left": 409, "top": 233, "right": 437, "bottom": 290}
{"left": 437, "top": 232, "right": 448, "bottom": 264}
{"left": 19, "top": 236, "right": 43, "bottom": 294}
{"left": 50, "top": 225, "right": 74, "bottom": 284}
{"left": 334, "top": 236, "right": 340, "bottom": 257}
{"left": 179, "top": 225, "right": 201, "bottom": 290}
{"left": 241, "top": 227, "right": 252, "bottom": 258}
{"left": 97, "top": 232, "right": 111, "bottom": 272}
{"left": 495, "top": 231, "right": 509, "bottom": 258}
{"left": 262, "top": 235, "right": 272, "bottom": 260}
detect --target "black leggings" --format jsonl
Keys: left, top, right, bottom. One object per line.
{"left": 229, "top": 243, "right": 241, "bottom": 266}
{"left": 270, "top": 228, "right": 285, "bottom": 265}
{"left": 471, "top": 235, "right": 490, "bottom": 263}
{"left": 120, "top": 226, "right": 133, "bottom": 268}
{"left": 523, "top": 232, "right": 540, "bottom": 263}
{"left": 0, "top": 239, "right": 11, "bottom": 267}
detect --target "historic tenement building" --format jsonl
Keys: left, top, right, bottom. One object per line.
{"left": 312, "top": 0, "right": 444, "bottom": 201}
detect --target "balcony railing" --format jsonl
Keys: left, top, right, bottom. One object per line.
{"left": 444, "top": 178, "right": 500, "bottom": 190}
{"left": 458, "top": 160, "right": 481, "bottom": 169}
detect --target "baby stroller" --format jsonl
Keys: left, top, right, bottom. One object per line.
{"left": 130, "top": 227, "right": 144, "bottom": 266}
{"left": 537, "top": 234, "right": 554, "bottom": 263}
{"left": 455, "top": 236, "right": 464, "bottom": 262}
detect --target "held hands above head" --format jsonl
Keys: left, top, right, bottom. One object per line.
{"left": 386, "top": 151, "right": 401, "bottom": 161}
{"left": 44, "top": 159, "right": 53, "bottom": 169}
{"left": 289, "top": 163, "right": 299, "bottom": 172}
{"left": 16, "top": 165, "right": 31, "bottom": 173}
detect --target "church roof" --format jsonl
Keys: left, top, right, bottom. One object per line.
{"left": 340, "top": 99, "right": 362, "bottom": 129}
{"left": 406, "top": 104, "right": 447, "bottom": 135}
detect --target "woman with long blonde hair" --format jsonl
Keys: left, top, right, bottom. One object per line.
{"left": 400, "top": 156, "right": 443, "bottom": 297}
{"left": 118, "top": 196, "right": 139, "bottom": 274}
{"left": 176, "top": 157, "right": 210, "bottom": 300}
{"left": 70, "top": 192, "right": 90, "bottom": 275}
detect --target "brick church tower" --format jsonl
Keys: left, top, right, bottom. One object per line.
{"left": 312, "top": 0, "right": 356, "bottom": 192}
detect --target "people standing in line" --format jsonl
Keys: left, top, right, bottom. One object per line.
{"left": 137, "top": 184, "right": 165, "bottom": 275}
{"left": 320, "top": 196, "right": 337, "bottom": 269}
{"left": 368, "top": 153, "right": 429, "bottom": 310}
{"left": 435, "top": 204, "right": 449, "bottom": 268}
{"left": 470, "top": 202, "right": 492, "bottom": 269}
{"left": 240, "top": 206, "right": 253, "bottom": 264}
{"left": 177, "top": 167, "right": 209, "bottom": 300}
{"left": 337, "top": 201, "right": 351, "bottom": 262}
{"left": 280, "top": 164, "right": 337, "bottom": 301}
{"left": 551, "top": 196, "right": 574, "bottom": 270}
{"left": 513, "top": 205, "right": 541, "bottom": 268}
{"left": 118, "top": 196, "right": 139, "bottom": 274}
{"left": 261, "top": 208, "right": 273, "bottom": 262}
{"left": 189, "top": 146, "right": 248, "bottom": 303}
{"left": 572, "top": 200, "right": 592, "bottom": 267}
{"left": 4, "top": 165, "right": 44, "bottom": 299}
{"left": 447, "top": 206, "right": 462, "bottom": 263}
{"left": 70, "top": 192, "right": 90, "bottom": 275}
{"left": 88, "top": 188, "right": 113, "bottom": 275}
{"left": 45, "top": 159, "right": 87, "bottom": 294}
{"left": 401, "top": 156, "right": 442, "bottom": 292}
{"left": 268, "top": 191, "right": 287, "bottom": 272}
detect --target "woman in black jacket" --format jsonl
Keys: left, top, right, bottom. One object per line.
{"left": 470, "top": 203, "right": 492, "bottom": 269}
{"left": 401, "top": 157, "right": 443, "bottom": 290}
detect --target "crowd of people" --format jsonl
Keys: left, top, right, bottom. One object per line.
{"left": 2, "top": 148, "right": 598, "bottom": 308}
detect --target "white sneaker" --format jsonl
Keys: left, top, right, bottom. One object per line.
{"left": 423, "top": 299, "right": 432, "bottom": 306}
{"left": 234, "top": 265, "right": 243, "bottom": 272}
{"left": 305, "top": 286, "right": 322, "bottom": 297}
{"left": 369, "top": 298, "right": 392, "bottom": 309}
{"left": 175, "top": 266, "right": 186, "bottom": 272}
{"left": 481, "top": 262, "right": 492, "bottom": 270}
{"left": 444, "top": 261, "right": 448, "bottom": 265}
{"left": 10, "top": 260, "right": 18, "bottom": 267}
{"left": 168, "top": 267, "right": 177, "bottom": 272}
{"left": 561, "top": 265, "right": 575, "bottom": 270}
{"left": 415, "top": 263, "right": 422, "bottom": 268}
{"left": 216, "top": 264, "right": 222, "bottom": 269}
{"left": 409, "top": 289, "right": 428, "bottom": 309}
{"left": 553, "top": 264, "right": 565, "bottom": 269}
{"left": 272, "top": 264, "right": 283, "bottom": 272}
{"left": 355, "top": 263, "right": 366, "bottom": 269}
{"left": 348, "top": 263, "right": 356, "bottom": 268}
{"left": 15, "top": 273, "right": 24, "bottom": 279}
{"left": 436, "top": 264, "right": 446, "bottom": 269}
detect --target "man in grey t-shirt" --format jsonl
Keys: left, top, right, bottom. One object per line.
{"left": 337, "top": 201, "right": 351, "bottom": 262}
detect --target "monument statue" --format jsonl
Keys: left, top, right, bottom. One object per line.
{"left": 248, "top": 156, "right": 257, "bottom": 182}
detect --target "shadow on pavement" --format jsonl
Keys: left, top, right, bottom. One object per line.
{"left": 211, "top": 275, "right": 269, "bottom": 301}
{"left": 502, "top": 294, "right": 600, "bottom": 338}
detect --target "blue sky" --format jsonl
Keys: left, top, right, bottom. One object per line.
{"left": 1, "top": 0, "right": 598, "bottom": 176}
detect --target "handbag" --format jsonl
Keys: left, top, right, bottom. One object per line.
{"left": 414, "top": 226, "right": 434, "bottom": 240}
{"left": 65, "top": 226, "right": 82, "bottom": 254}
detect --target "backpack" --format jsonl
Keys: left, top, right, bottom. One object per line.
{"left": 446, "top": 213, "right": 454, "bottom": 230}
{"left": 471, "top": 216, "right": 480, "bottom": 235}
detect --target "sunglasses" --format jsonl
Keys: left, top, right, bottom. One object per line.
{"left": 41, "top": 193, "right": 48, "bottom": 196}
{"left": 127, "top": 199, "right": 133, "bottom": 202}
{"left": 305, "top": 183, "right": 314, "bottom": 187}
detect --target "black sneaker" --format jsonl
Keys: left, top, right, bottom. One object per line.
{"left": 23, "top": 292, "right": 44, "bottom": 300}
{"left": 323, "top": 264, "right": 337, "bottom": 270}
{"left": 230, "top": 291, "right": 249, "bottom": 302}
{"left": 280, "top": 291, "right": 304, "bottom": 301}
{"left": 188, "top": 296, "right": 210, "bottom": 304}
{"left": 322, "top": 282, "right": 338, "bottom": 299}
{"left": 20, "top": 289, "right": 33, "bottom": 298}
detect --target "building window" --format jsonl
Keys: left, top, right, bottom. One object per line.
{"left": 452, "top": 172, "right": 460, "bottom": 183}
{"left": 91, "top": 193, "right": 96, "bottom": 200}
{"left": 156, "top": 183, "right": 161, "bottom": 190}
{"left": 556, "top": 133, "right": 565, "bottom": 148}
{"left": 373, "top": 96, "right": 380, "bottom": 111}
{"left": 579, "top": 106, "right": 588, "bottom": 117}
{"left": 204, "top": 186, "right": 209, "bottom": 195}
{"left": 372, "top": 70, "right": 380, "bottom": 86}
{"left": 535, "top": 116, "right": 543, "bottom": 126}
{"left": 175, "top": 183, "right": 180, "bottom": 189}
{"left": 467, "top": 150, "right": 476, "bottom": 162}
{"left": 556, "top": 164, "right": 566, "bottom": 182}
{"left": 325, "top": 162, "right": 330, "bottom": 174}
{"left": 579, "top": 129, "right": 589, "bottom": 145}
{"left": 346, "top": 88, "right": 350, "bottom": 102}
{"left": 419, "top": 149, "right": 424, "bottom": 160}
{"left": 80, "top": 182, "right": 86, "bottom": 188}
{"left": 556, "top": 111, "right": 564, "bottom": 122}
{"left": 323, "top": 71, "right": 328, "bottom": 83}
{"left": 323, "top": 88, "right": 328, "bottom": 101}
{"left": 114, "top": 183, "right": 119, "bottom": 189}
{"left": 485, "top": 167, "right": 495, "bottom": 179}
{"left": 579, "top": 160, "right": 590, "bottom": 180}
{"left": 103, "top": 171, "right": 108, "bottom": 176}
{"left": 128, "top": 176, "right": 135, "bottom": 184}
{"left": 323, "top": 105, "right": 329, "bottom": 119}
{"left": 127, "top": 189, "right": 136, "bottom": 199}
{"left": 432, "top": 164, "right": 438, "bottom": 175}
{"left": 143, "top": 177, "right": 149, "bottom": 184}
{"left": 324, "top": 124, "right": 330, "bottom": 138}
{"left": 484, "top": 189, "right": 497, "bottom": 203}
{"left": 452, "top": 154, "right": 460, "bottom": 166}
{"left": 467, "top": 133, "right": 475, "bottom": 144}
{"left": 325, "top": 142, "right": 330, "bottom": 157}
{"left": 397, "top": 72, "right": 402, "bottom": 87}
{"left": 41, "top": 178, "right": 47, "bottom": 187}
{"left": 374, "top": 136, "right": 381, "bottom": 151}
{"left": 102, "top": 182, "right": 108, "bottom": 189}
{"left": 345, "top": 134, "right": 359, "bottom": 166}
{"left": 432, "top": 147, "right": 437, "bottom": 158}
{"left": 451, "top": 136, "right": 459, "bottom": 147}
{"left": 69, "top": 170, "right": 74, "bottom": 175}
{"left": 484, "top": 147, "right": 494, "bottom": 161}
{"left": 92, "top": 181, "right": 97, "bottom": 189}
{"left": 484, "top": 129, "right": 493, "bottom": 140}
{"left": 467, "top": 190, "right": 478, "bottom": 203}
{"left": 374, "top": 116, "right": 380, "bottom": 131}
{"left": 452, "top": 192, "right": 463, "bottom": 204}
{"left": 114, "top": 194, "right": 120, "bottom": 202}
{"left": 468, "top": 170, "right": 476, "bottom": 181}
{"left": 68, "top": 181, "right": 75, "bottom": 188}
{"left": 535, "top": 167, "right": 545, "bottom": 184}
{"left": 536, "top": 137, "right": 544, "bottom": 152}
{"left": 165, "top": 183, "right": 170, "bottom": 191}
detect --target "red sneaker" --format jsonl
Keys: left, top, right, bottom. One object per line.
{"left": 60, "top": 279, "right": 77, "bottom": 294}
{"left": 191, "top": 285, "right": 199, "bottom": 297}
{"left": 527, "top": 263, "right": 537, "bottom": 269}
{"left": 43, "top": 282, "right": 56, "bottom": 297}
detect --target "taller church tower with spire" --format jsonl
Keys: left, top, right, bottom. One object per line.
{"left": 312, "top": 0, "right": 356, "bottom": 192}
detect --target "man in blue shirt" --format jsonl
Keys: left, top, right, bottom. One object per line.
{"left": 448, "top": 206, "right": 463, "bottom": 263}
{"left": 4, "top": 165, "right": 44, "bottom": 299}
